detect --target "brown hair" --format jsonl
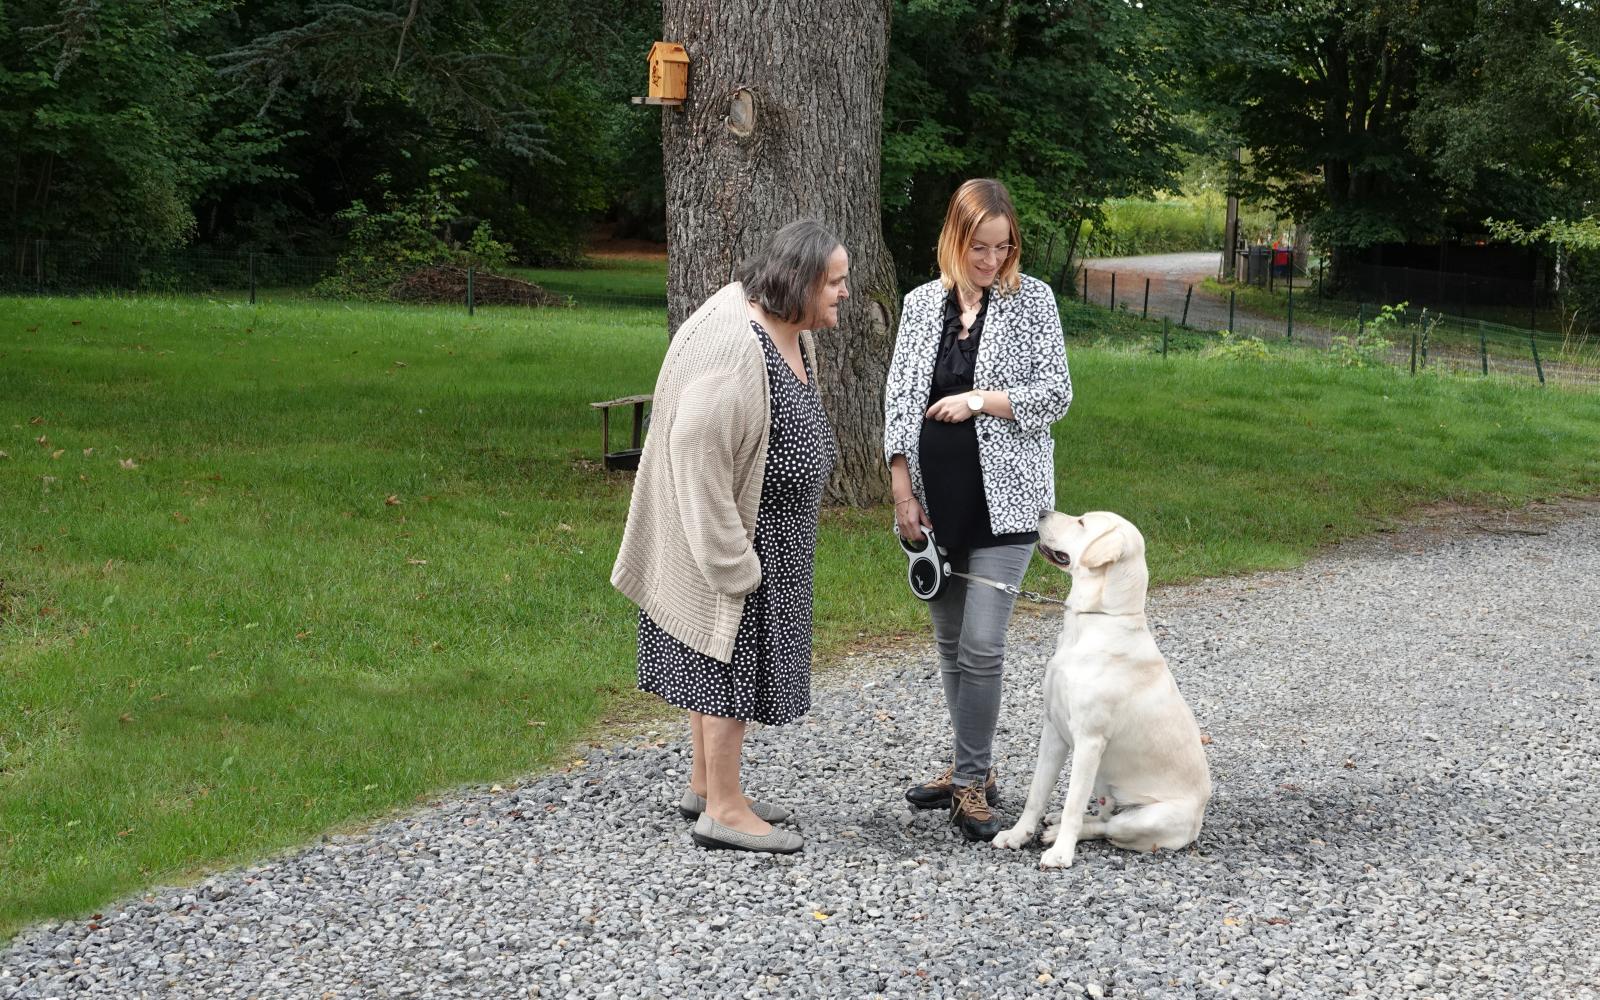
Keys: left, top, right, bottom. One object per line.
{"left": 936, "top": 178, "right": 1022, "bottom": 299}
{"left": 736, "top": 219, "right": 842, "bottom": 324}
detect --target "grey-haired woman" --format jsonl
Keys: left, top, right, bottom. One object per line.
{"left": 612, "top": 220, "right": 849, "bottom": 854}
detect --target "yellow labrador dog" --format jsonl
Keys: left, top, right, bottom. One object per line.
{"left": 992, "top": 511, "right": 1211, "bottom": 868}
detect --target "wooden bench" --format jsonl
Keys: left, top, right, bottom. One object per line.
{"left": 589, "top": 394, "right": 652, "bottom": 471}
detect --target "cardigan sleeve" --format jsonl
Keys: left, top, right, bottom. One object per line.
{"left": 1003, "top": 281, "right": 1073, "bottom": 433}
{"left": 882, "top": 288, "right": 928, "bottom": 464}
{"left": 668, "top": 371, "right": 763, "bottom": 597}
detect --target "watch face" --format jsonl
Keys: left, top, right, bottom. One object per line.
{"left": 967, "top": 393, "right": 983, "bottom": 411}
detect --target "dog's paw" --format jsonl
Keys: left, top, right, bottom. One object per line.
{"left": 1038, "top": 845, "right": 1076, "bottom": 869}
{"left": 991, "top": 826, "right": 1035, "bottom": 850}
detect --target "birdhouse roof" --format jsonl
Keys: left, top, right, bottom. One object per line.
{"left": 648, "top": 42, "right": 689, "bottom": 64}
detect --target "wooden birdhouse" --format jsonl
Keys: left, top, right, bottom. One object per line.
{"left": 647, "top": 42, "right": 689, "bottom": 101}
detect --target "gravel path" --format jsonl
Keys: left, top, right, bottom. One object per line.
{"left": 5, "top": 509, "right": 1599, "bottom": 999}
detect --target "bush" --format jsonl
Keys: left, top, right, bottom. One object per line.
{"left": 1329, "top": 302, "right": 1404, "bottom": 367}
{"left": 1205, "top": 331, "right": 1272, "bottom": 361}
{"left": 316, "top": 160, "right": 516, "bottom": 301}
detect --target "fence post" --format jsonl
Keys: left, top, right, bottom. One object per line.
{"left": 1410, "top": 329, "right": 1418, "bottom": 375}
{"left": 1357, "top": 303, "right": 1365, "bottom": 340}
{"left": 1109, "top": 272, "right": 1116, "bottom": 311}
{"left": 1421, "top": 313, "right": 1430, "bottom": 368}
{"left": 1228, "top": 289, "right": 1235, "bottom": 334}
{"left": 1530, "top": 332, "right": 1546, "bottom": 386}
{"left": 1286, "top": 284, "right": 1294, "bottom": 343}
{"left": 1162, "top": 317, "right": 1169, "bottom": 358}
{"left": 467, "top": 266, "right": 476, "bottom": 315}
{"left": 1478, "top": 321, "right": 1488, "bottom": 375}
{"left": 1057, "top": 262, "right": 1071, "bottom": 292}
{"left": 1081, "top": 266, "right": 1088, "bottom": 305}
{"left": 1142, "top": 277, "right": 1150, "bottom": 319}
{"left": 248, "top": 253, "right": 257, "bottom": 305}
{"left": 1180, "top": 285, "right": 1193, "bottom": 328}
{"left": 35, "top": 239, "right": 44, "bottom": 295}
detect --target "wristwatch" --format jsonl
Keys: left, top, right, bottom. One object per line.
{"left": 966, "top": 392, "right": 984, "bottom": 413}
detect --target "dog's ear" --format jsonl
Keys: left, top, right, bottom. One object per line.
{"left": 1079, "top": 526, "right": 1126, "bottom": 569}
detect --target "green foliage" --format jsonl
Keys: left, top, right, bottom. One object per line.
{"left": 0, "top": 0, "right": 283, "bottom": 250}
{"left": 1077, "top": 196, "right": 1278, "bottom": 259}
{"left": 315, "top": 161, "right": 514, "bottom": 300}
{"left": 1330, "top": 302, "right": 1406, "bottom": 368}
{"left": 1205, "top": 331, "right": 1273, "bottom": 362}
{"left": 882, "top": 0, "right": 1199, "bottom": 286}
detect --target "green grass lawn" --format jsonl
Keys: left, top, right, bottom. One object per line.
{"left": 3, "top": 287, "right": 1600, "bottom": 940}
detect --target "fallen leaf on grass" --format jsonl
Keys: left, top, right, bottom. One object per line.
{"left": 171, "top": 512, "right": 190, "bottom": 525}
{"left": 295, "top": 630, "right": 311, "bottom": 639}
{"left": 392, "top": 360, "right": 408, "bottom": 367}
{"left": 525, "top": 720, "right": 546, "bottom": 728}
{"left": 406, "top": 557, "right": 427, "bottom": 566}
{"left": 36, "top": 434, "right": 48, "bottom": 446}
{"left": 29, "top": 416, "right": 44, "bottom": 425}
{"left": 0, "top": 451, "right": 8, "bottom": 460}
{"left": 119, "top": 458, "right": 138, "bottom": 470}
{"left": 83, "top": 447, "right": 94, "bottom": 457}
{"left": 118, "top": 713, "right": 133, "bottom": 724}
{"left": 116, "top": 829, "right": 132, "bottom": 838}
{"left": 557, "top": 523, "right": 574, "bottom": 532}
{"left": 385, "top": 494, "right": 401, "bottom": 506}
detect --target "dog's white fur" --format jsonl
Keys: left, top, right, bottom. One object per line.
{"left": 992, "top": 511, "right": 1211, "bottom": 868}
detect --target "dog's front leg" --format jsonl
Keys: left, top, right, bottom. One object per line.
{"left": 1039, "top": 734, "right": 1106, "bottom": 869}
{"left": 992, "top": 721, "right": 1069, "bottom": 850}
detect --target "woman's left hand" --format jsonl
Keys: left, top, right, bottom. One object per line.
{"left": 925, "top": 395, "right": 977, "bottom": 423}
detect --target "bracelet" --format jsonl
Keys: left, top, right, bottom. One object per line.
{"left": 893, "top": 497, "right": 915, "bottom": 507}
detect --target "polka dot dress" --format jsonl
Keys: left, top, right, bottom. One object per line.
{"left": 637, "top": 320, "right": 837, "bottom": 726}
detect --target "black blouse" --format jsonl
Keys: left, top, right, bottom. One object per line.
{"left": 917, "top": 288, "right": 1038, "bottom": 552}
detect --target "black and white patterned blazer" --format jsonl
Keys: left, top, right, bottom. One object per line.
{"left": 882, "top": 273, "right": 1073, "bottom": 535}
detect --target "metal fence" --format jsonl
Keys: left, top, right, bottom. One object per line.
{"left": 0, "top": 238, "right": 669, "bottom": 319}
{"left": 1072, "top": 263, "right": 1600, "bottom": 389}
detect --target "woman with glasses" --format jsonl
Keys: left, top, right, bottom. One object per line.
{"left": 882, "top": 178, "right": 1073, "bottom": 841}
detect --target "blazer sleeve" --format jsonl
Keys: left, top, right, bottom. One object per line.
{"left": 1004, "top": 282, "right": 1073, "bottom": 432}
{"left": 668, "top": 372, "right": 763, "bottom": 597}
{"left": 882, "top": 289, "right": 926, "bottom": 464}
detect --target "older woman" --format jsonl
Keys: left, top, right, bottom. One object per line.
{"left": 882, "top": 179, "right": 1072, "bottom": 841}
{"left": 612, "top": 220, "right": 849, "bottom": 854}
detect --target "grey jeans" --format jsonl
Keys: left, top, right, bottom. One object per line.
{"left": 926, "top": 541, "right": 1034, "bottom": 786}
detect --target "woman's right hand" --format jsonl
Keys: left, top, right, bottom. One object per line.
{"left": 895, "top": 496, "right": 930, "bottom": 543}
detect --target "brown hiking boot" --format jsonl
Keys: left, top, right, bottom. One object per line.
{"left": 950, "top": 781, "right": 1005, "bottom": 842}
{"left": 905, "top": 766, "right": 999, "bottom": 811}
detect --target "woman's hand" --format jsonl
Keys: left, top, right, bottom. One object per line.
{"left": 895, "top": 495, "right": 930, "bottom": 542}
{"left": 925, "top": 395, "right": 977, "bottom": 423}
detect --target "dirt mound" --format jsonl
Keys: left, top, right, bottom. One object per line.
{"left": 388, "top": 265, "right": 563, "bottom": 307}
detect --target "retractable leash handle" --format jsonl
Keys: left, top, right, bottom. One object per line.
{"left": 894, "top": 521, "right": 950, "bottom": 601}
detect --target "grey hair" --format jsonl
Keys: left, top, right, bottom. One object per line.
{"left": 736, "top": 219, "right": 843, "bottom": 324}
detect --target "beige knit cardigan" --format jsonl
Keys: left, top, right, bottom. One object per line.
{"left": 611, "top": 281, "right": 817, "bottom": 662}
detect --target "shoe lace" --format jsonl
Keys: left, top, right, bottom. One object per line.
{"left": 951, "top": 782, "right": 993, "bottom": 821}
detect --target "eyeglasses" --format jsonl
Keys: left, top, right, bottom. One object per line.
{"left": 967, "top": 243, "right": 1016, "bottom": 261}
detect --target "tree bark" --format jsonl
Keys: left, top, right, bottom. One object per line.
{"left": 660, "top": 0, "right": 898, "bottom": 506}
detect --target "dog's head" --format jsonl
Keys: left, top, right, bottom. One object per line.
{"left": 1037, "top": 510, "right": 1149, "bottom": 614}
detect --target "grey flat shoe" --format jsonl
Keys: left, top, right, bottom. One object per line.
{"left": 678, "top": 789, "right": 793, "bottom": 824}
{"left": 690, "top": 814, "right": 804, "bottom": 854}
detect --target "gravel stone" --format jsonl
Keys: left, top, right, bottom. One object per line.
{"left": 4, "top": 512, "right": 1600, "bottom": 998}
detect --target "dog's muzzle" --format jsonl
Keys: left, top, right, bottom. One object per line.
{"left": 1037, "top": 542, "right": 1070, "bottom": 568}
{"left": 895, "top": 523, "right": 951, "bottom": 601}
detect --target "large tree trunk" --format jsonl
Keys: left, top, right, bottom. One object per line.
{"left": 660, "top": 0, "right": 897, "bottom": 506}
